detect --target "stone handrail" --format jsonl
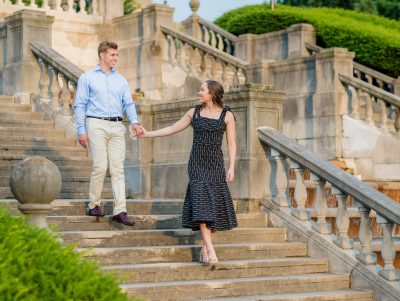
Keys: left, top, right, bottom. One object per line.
{"left": 160, "top": 25, "right": 247, "bottom": 86}
{"left": 30, "top": 41, "right": 83, "bottom": 116}
{"left": 1, "top": 0, "right": 99, "bottom": 16}
{"left": 258, "top": 126, "right": 400, "bottom": 282}
{"left": 197, "top": 17, "right": 237, "bottom": 55}
{"left": 305, "top": 43, "right": 398, "bottom": 94}
{"left": 339, "top": 73, "right": 400, "bottom": 135}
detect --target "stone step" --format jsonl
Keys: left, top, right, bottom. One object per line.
{"left": 49, "top": 199, "right": 184, "bottom": 216}
{"left": 0, "top": 145, "right": 87, "bottom": 157}
{"left": 0, "top": 166, "right": 93, "bottom": 177}
{"left": 102, "top": 257, "right": 328, "bottom": 283}
{"left": 194, "top": 289, "right": 373, "bottom": 301}
{"left": 48, "top": 213, "right": 267, "bottom": 231}
{"left": 0, "top": 118, "right": 54, "bottom": 128}
{"left": 0, "top": 110, "right": 44, "bottom": 120}
{"left": 61, "top": 228, "right": 287, "bottom": 248}
{"left": 0, "top": 127, "right": 66, "bottom": 138}
{"left": 0, "top": 154, "right": 90, "bottom": 166}
{"left": 0, "top": 187, "right": 113, "bottom": 199}
{"left": 121, "top": 273, "right": 350, "bottom": 300}
{"left": 0, "top": 136, "right": 76, "bottom": 147}
{"left": 0, "top": 103, "right": 32, "bottom": 111}
{"left": 0, "top": 95, "right": 13, "bottom": 103}
{"left": 81, "top": 242, "right": 308, "bottom": 265}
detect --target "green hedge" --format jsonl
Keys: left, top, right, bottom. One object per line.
{"left": 215, "top": 5, "right": 400, "bottom": 77}
{"left": 0, "top": 207, "right": 140, "bottom": 301}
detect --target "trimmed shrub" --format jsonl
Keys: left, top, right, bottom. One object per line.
{"left": 0, "top": 207, "right": 140, "bottom": 301}
{"left": 215, "top": 5, "right": 400, "bottom": 77}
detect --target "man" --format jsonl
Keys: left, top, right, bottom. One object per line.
{"left": 74, "top": 41, "right": 142, "bottom": 226}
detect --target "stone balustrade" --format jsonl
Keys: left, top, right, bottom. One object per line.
{"left": 339, "top": 73, "right": 400, "bottom": 136}
{"left": 258, "top": 126, "right": 400, "bottom": 282}
{"left": 1, "top": 0, "right": 99, "bottom": 16}
{"left": 30, "top": 41, "right": 82, "bottom": 116}
{"left": 160, "top": 25, "right": 247, "bottom": 88}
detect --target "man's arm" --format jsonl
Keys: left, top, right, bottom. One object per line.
{"left": 121, "top": 81, "right": 142, "bottom": 135}
{"left": 74, "top": 75, "right": 89, "bottom": 147}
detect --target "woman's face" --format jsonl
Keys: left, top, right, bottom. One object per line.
{"left": 198, "top": 83, "right": 212, "bottom": 105}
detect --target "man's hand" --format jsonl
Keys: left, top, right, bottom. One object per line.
{"left": 78, "top": 134, "right": 89, "bottom": 148}
{"left": 131, "top": 123, "right": 143, "bottom": 136}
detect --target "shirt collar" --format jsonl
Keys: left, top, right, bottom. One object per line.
{"left": 95, "top": 64, "right": 115, "bottom": 74}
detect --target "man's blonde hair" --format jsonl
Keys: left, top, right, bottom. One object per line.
{"left": 98, "top": 41, "right": 118, "bottom": 58}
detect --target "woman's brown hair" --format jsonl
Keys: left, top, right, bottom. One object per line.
{"left": 205, "top": 80, "right": 224, "bottom": 108}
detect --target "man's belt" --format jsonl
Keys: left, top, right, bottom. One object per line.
{"left": 87, "top": 116, "right": 123, "bottom": 122}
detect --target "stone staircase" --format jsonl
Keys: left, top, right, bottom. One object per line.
{"left": 0, "top": 95, "right": 113, "bottom": 199}
{"left": 42, "top": 199, "right": 373, "bottom": 301}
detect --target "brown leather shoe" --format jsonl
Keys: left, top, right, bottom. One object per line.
{"left": 87, "top": 206, "right": 105, "bottom": 217}
{"left": 112, "top": 212, "right": 135, "bottom": 226}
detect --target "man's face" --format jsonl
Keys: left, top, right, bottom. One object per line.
{"left": 100, "top": 48, "right": 118, "bottom": 69}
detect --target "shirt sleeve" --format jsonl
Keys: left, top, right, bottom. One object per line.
{"left": 74, "top": 74, "right": 89, "bottom": 135}
{"left": 122, "top": 81, "right": 140, "bottom": 124}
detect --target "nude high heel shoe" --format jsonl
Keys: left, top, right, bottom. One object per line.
{"left": 199, "top": 247, "right": 209, "bottom": 265}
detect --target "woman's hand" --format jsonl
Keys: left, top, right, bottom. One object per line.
{"left": 226, "top": 167, "right": 235, "bottom": 182}
{"left": 138, "top": 126, "right": 150, "bottom": 138}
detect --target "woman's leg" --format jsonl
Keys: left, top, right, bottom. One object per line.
{"left": 199, "top": 223, "right": 218, "bottom": 263}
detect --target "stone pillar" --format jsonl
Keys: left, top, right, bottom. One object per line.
{"left": 140, "top": 4, "right": 174, "bottom": 100}
{"left": 287, "top": 23, "right": 315, "bottom": 58}
{"left": 182, "top": 15, "right": 202, "bottom": 40}
{"left": 312, "top": 47, "right": 355, "bottom": 159}
{"left": 3, "top": 10, "right": 54, "bottom": 96}
{"left": 224, "top": 84, "right": 285, "bottom": 201}
{"left": 235, "top": 34, "right": 256, "bottom": 63}
{"left": 10, "top": 156, "right": 61, "bottom": 228}
{"left": 96, "top": 0, "right": 124, "bottom": 21}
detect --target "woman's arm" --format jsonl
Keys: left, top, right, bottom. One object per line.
{"left": 225, "top": 111, "right": 236, "bottom": 182}
{"left": 140, "top": 108, "right": 194, "bottom": 138}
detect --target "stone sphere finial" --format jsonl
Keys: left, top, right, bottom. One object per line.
{"left": 189, "top": 0, "right": 200, "bottom": 15}
{"left": 10, "top": 156, "right": 62, "bottom": 228}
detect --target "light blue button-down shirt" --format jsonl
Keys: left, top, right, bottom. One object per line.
{"left": 74, "top": 65, "right": 140, "bottom": 135}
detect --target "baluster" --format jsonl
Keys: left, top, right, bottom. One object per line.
{"left": 55, "top": 0, "right": 62, "bottom": 11}
{"left": 394, "top": 107, "right": 400, "bottom": 137}
{"left": 167, "top": 35, "right": 177, "bottom": 66}
{"left": 216, "top": 33, "right": 224, "bottom": 51}
{"left": 365, "top": 94, "right": 375, "bottom": 126}
{"left": 310, "top": 174, "right": 331, "bottom": 234}
{"left": 237, "top": 68, "right": 246, "bottom": 85}
{"left": 271, "top": 149, "right": 289, "bottom": 207}
{"left": 91, "top": 0, "right": 97, "bottom": 15}
{"left": 177, "top": 41, "right": 188, "bottom": 72}
{"left": 378, "top": 99, "right": 388, "bottom": 132}
{"left": 48, "top": 66, "right": 61, "bottom": 109}
{"left": 15, "top": 0, "right": 23, "bottom": 7}
{"left": 38, "top": 58, "right": 50, "bottom": 99}
{"left": 42, "top": 0, "right": 50, "bottom": 10}
{"left": 332, "top": 187, "right": 353, "bottom": 249}
{"left": 4, "top": 0, "right": 12, "bottom": 5}
{"left": 191, "top": 48, "right": 202, "bottom": 77}
{"left": 211, "top": 59, "right": 223, "bottom": 82}
{"left": 224, "top": 38, "right": 232, "bottom": 55}
{"left": 67, "top": 0, "right": 74, "bottom": 12}
{"left": 202, "top": 53, "right": 212, "bottom": 79}
{"left": 349, "top": 86, "right": 360, "bottom": 119}
{"left": 79, "top": 0, "right": 86, "bottom": 14}
{"left": 223, "top": 64, "right": 236, "bottom": 86}
{"left": 209, "top": 30, "right": 217, "bottom": 48}
{"left": 29, "top": 0, "right": 36, "bottom": 8}
{"left": 376, "top": 215, "right": 399, "bottom": 281}
{"left": 291, "top": 162, "right": 308, "bottom": 220}
{"left": 69, "top": 82, "right": 76, "bottom": 109}
{"left": 60, "top": 74, "right": 72, "bottom": 115}
{"left": 161, "top": 33, "right": 170, "bottom": 62}
{"left": 201, "top": 25, "right": 209, "bottom": 45}
{"left": 184, "top": 44, "right": 194, "bottom": 75}
{"left": 355, "top": 201, "right": 376, "bottom": 265}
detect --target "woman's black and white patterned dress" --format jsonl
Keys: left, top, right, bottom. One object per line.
{"left": 182, "top": 105, "right": 238, "bottom": 231}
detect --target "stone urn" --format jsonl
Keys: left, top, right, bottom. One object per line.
{"left": 189, "top": 0, "right": 200, "bottom": 15}
{"left": 10, "top": 156, "right": 62, "bottom": 228}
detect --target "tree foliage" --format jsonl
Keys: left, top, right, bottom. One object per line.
{"left": 278, "top": 0, "right": 400, "bottom": 20}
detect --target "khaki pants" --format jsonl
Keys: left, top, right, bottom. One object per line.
{"left": 86, "top": 118, "right": 127, "bottom": 215}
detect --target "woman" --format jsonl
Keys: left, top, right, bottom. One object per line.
{"left": 139, "top": 80, "right": 237, "bottom": 266}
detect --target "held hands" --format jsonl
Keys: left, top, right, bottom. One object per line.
{"left": 130, "top": 123, "right": 143, "bottom": 137}
{"left": 226, "top": 167, "right": 234, "bottom": 182}
{"left": 137, "top": 125, "right": 149, "bottom": 138}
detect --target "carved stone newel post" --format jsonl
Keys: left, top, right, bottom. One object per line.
{"left": 10, "top": 156, "right": 61, "bottom": 228}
